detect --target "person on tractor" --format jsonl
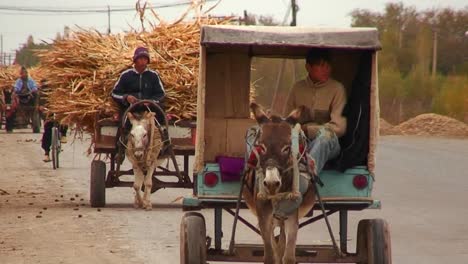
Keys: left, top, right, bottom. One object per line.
{"left": 13, "top": 66, "right": 39, "bottom": 130}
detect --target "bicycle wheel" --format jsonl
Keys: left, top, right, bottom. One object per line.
{"left": 51, "top": 127, "right": 59, "bottom": 169}
{"left": 56, "top": 130, "right": 61, "bottom": 168}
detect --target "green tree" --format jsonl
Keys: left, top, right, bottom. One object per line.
{"left": 15, "top": 35, "right": 50, "bottom": 67}
{"left": 350, "top": 2, "right": 468, "bottom": 122}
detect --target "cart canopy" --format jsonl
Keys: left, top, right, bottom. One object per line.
{"left": 201, "top": 25, "right": 381, "bottom": 53}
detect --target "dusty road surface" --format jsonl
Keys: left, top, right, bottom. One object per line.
{"left": 1, "top": 130, "right": 467, "bottom": 264}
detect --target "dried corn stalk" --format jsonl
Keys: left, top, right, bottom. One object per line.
{"left": 35, "top": 16, "right": 230, "bottom": 135}
{"left": 0, "top": 66, "right": 45, "bottom": 91}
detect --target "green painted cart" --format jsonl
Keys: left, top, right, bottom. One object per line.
{"left": 180, "top": 25, "right": 391, "bottom": 263}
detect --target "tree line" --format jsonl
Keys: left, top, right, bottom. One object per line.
{"left": 351, "top": 3, "right": 467, "bottom": 123}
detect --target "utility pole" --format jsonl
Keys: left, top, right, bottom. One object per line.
{"left": 290, "top": 0, "right": 298, "bottom": 26}
{"left": 107, "top": 5, "right": 111, "bottom": 34}
{"left": 432, "top": 29, "right": 438, "bottom": 77}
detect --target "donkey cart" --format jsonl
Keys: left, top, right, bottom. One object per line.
{"left": 90, "top": 101, "right": 195, "bottom": 207}
{"left": 180, "top": 26, "right": 391, "bottom": 263}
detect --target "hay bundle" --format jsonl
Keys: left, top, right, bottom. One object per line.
{"left": 36, "top": 17, "right": 228, "bottom": 134}
{"left": 0, "top": 65, "right": 45, "bottom": 91}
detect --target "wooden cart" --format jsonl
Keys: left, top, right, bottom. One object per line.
{"left": 180, "top": 25, "right": 391, "bottom": 263}
{"left": 90, "top": 104, "right": 196, "bottom": 207}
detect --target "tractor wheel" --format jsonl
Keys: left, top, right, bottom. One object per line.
{"left": 90, "top": 160, "right": 106, "bottom": 207}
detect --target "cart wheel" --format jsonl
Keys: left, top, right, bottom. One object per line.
{"left": 90, "top": 160, "right": 106, "bottom": 207}
{"left": 32, "top": 110, "right": 41, "bottom": 133}
{"left": 180, "top": 212, "right": 207, "bottom": 264}
{"left": 51, "top": 127, "right": 59, "bottom": 170}
{"left": 357, "top": 219, "right": 392, "bottom": 264}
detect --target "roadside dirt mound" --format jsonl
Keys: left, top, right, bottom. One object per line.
{"left": 390, "top": 113, "right": 468, "bottom": 138}
{"left": 379, "top": 118, "right": 394, "bottom": 135}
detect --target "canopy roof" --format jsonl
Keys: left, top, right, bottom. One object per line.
{"left": 201, "top": 25, "right": 381, "bottom": 51}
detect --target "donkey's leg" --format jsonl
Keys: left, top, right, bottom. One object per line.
{"left": 270, "top": 225, "right": 282, "bottom": 264}
{"left": 142, "top": 164, "right": 156, "bottom": 210}
{"left": 256, "top": 202, "right": 277, "bottom": 264}
{"left": 274, "top": 220, "right": 286, "bottom": 263}
{"left": 133, "top": 167, "right": 144, "bottom": 208}
{"left": 282, "top": 212, "right": 299, "bottom": 264}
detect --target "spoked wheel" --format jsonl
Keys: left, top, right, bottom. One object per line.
{"left": 51, "top": 127, "right": 61, "bottom": 169}
{"left": 357, "top": 218, "right": 392, "bottom": 264}
{"left": 180, "top": 212, "right": 207, "bottom": 264}
{"left": 90, "top": 160, "right": 106, "bottom": 207}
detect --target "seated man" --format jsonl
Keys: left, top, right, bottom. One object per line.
{"left": 1, "top": 87, "right": 18, "bottom": 133}
{"left": 286, "top": 48, "right": 347, "bottom": 178}
{"left": 14, "top": 66, "right": 38, "bottom": 105}
{"left": 111, "top": 47, "right": 167, "bottom": 146}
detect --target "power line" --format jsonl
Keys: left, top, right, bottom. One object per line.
{"left": 0, "top": 0, "right": 217, "bottom": 14}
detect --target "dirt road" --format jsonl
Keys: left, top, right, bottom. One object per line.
{"left": 1, "top": 130, "right": 467, "bottom": 264}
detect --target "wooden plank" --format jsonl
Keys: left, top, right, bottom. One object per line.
{"left": 368, "top": 52, "right": 378, "bottom": 175}
{"left": 195, "top": 46, "right": 207, "bottom": 173}
{"left": 224, "top": 54, "right": 251, "bottom": 118}
{"left": 226, "top": 118, "right": 256, "bottom": 157}
{"left": 205, "top": 53, "right": 251, "bottom": 118}
{"left": 204, "top": 118, "right": 227, "bottom": 162}
{"left": 205, "top": 53, "right": 227, "bottom": 118}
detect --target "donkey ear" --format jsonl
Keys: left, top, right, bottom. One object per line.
{"left": 127, "top": 112, "right": 136, "bottom": 123}
{"left": 285, "top": 108, "right": 300, "bottom": 125}
{"left": 250, "top": 102, "right": 270, "bottom": 124}
{"left": 285, "top": 105, "right": 310, "bottom": 125}
{"left": 145, "top": 111, "right": 155, "bottom": 119}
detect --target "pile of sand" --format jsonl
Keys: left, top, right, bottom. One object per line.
{"left": 379, "top": 118, "right": 394, "bottom": 135}
{"left": 384, "top": 113, "right": 468, "bottom": 138}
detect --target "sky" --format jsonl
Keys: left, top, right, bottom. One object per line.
{"left": 0, "top": 0, "right": 467, "bottom": 56}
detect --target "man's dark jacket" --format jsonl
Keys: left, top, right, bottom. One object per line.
{"left": 111, "top": 68, "right": 165, "bottom": 108}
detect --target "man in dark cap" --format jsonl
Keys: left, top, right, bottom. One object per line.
{"left": 111, "top": 47, "right": 168, "bottom": 159}
{"left": 111, "top": 47, "right": 165, "bottom": 108}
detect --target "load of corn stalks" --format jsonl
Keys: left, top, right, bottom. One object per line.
{"left": 34, "top": 0, "right": 229, "bottom": 135}
{"left": 0, "top": 66, "right": 46, "bottom": 91}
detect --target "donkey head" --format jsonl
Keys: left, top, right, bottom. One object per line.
{"left": 250, "top": 103, "right": 299, "bottom": 195}
{"left": 127, "top": 111, "right": 155, "bottom": 160}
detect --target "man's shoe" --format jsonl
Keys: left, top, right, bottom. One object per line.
{"left": 60, "top": 136, "right": 67, "bottom": 144}
{"left": 43, "top": 155, "right": 51, "bottom": 162}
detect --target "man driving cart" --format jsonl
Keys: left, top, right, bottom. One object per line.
{"left": 111, "top": 47, "right": 169, "bottom": 153}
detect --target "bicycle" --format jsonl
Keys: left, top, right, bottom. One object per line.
{"left": 51, "top": 122, "right": 62, "bottom": 169}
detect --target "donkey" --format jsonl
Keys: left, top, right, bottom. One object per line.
{"left": 242, "top": 103, "right": 316, "bottom": 264}
{"left": 126, "top": 111, "right": 166, "bottom": 210}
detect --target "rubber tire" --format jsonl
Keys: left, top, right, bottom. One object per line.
{"left": 357, "top": 219, "right": 392, "bottom": 264}
{"left": 51, "top": 127, "right": 59, "bottom": 170}
{"left": 90, "top": 160, "right": 106, "bottom": 207}
{"left": 180, "top": 212, "right": 207, "bottom": 264}
{"left": 32, "top": 110, "right": 41, "bottom": 133}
